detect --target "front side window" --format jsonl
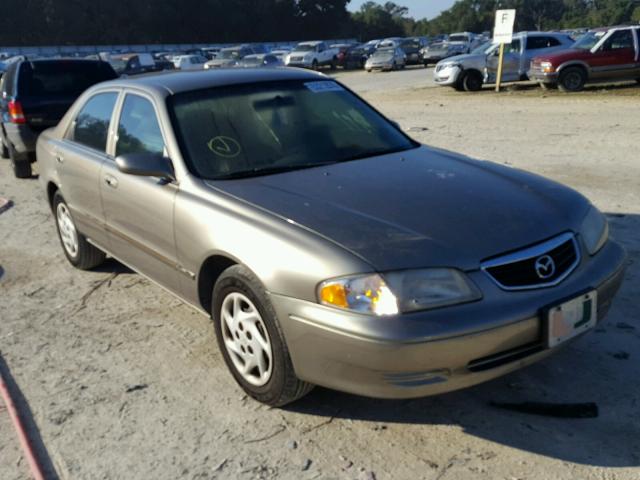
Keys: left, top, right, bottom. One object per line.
{"left": 115, "top": 95, "right": 164, "bottom": 157}
{"left": 71, "top": 92, "right": 118, "bottom": 151}
{"left": 169, "top": 80, "right": 417, "bottom": 180}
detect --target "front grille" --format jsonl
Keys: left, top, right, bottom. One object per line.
{"left": 468, "top": 342, "right": 544, "bottom": 372}
{"left": 482, "top": 233, "right": 580, "bottom": 290}
{"left": 290, "top": 56, "right": 304, "bottom": 62}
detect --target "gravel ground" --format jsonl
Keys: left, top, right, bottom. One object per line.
{"left": 0, "top": 68, "right": 639, "bottom": 480}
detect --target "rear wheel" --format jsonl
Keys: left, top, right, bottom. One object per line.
{"left": 213, "top": 265, "right": 313, "bottom": 406}
{"left": 53, "top": 192, "right": 106, "bottom": 269}
{"left": 461, "top": 70, "right": 483, "bottom": 92}
{"left": 9, "top": 145, "right": 32, "bottom": 179}
{"left": 558, "top": 67, "right": 586, "bottom": 92}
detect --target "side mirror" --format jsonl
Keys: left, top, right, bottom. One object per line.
{"left": 390, "top": 120, "right": 402, "bottom": 130}
{"left": 115, "top": 152, "right": 175, "bottom": 182}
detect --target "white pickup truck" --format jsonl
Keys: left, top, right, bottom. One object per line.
{"left": 285, "top": 41, "right": 339, "bottom": 70}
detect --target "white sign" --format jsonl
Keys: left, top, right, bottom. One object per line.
{"left": 493, "top": 9, "right": 516, "bottom": 44}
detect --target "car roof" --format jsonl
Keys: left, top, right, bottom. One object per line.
{"left": 97, "top": 68, "right": 325, "bottom": 95}
{"left": 298, "top": 41, "right": 323, "bottom": 46}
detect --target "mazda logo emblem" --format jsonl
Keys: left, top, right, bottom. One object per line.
{"left": 534, "top": 255, "right": 556, "bottom": 280}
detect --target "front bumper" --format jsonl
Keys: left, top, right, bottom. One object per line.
{"left": 434, "top": 65, "right": 462, "bottom": 86}
{"left": 270, "top": 240, "right": 626, "bottom": 399}
{"left": 528, "top": 69, "right": 559, "bottom": 83}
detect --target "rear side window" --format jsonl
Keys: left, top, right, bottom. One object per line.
{"left": 18, "top": 61, "right": 117, "bottom": 97}
{"left": 71, "top": 92, "right": 118, "bottom": 151}
{"left": 115, "top": 95, "right": 164, "bottom": 157}
{"left": 527, "top": 36, "right": 561, "bottom": 50}
{"left": 603, "top": 30, "right": 634, "bottom": 50}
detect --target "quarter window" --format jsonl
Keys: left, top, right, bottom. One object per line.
{"left": 71, "top": 92, "right": 118, "bottom": 151}
{"left": 115, "top": 95, "right": 165, "bottom": 157}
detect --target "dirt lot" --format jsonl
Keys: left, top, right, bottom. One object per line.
{"left": 1, "top": 69, "right": 639, "bottom": 480}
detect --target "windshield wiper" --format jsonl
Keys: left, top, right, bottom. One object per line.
{"left": 211, "top": 162, "right": 339, "bottom": 180}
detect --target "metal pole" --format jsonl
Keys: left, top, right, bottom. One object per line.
{"left": 495, "top": 42, "right": 505, "bottom": 92}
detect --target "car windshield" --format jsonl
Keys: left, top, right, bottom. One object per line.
{"left": 294, "top": 44, "right": 316, "bottom": 52}
{"left": 373, "top": 49, "right": 394, "bottom": 58}
{"left": 573, "top": 31, "right": 605, "bottom": 50}
{"left": 449, "top": 35, "right": 469, "bottom": 43}
{"left": 109, "top": 58, "right": 128, "bottom": 73}
{"left": 169, "top": 80, "right": 417, "bottom": 180}
{"left": 471, "top": 41, "right": 494, "bottom": 55}
{"left": 220, "top": 50, "right": 241, "bottom": 59}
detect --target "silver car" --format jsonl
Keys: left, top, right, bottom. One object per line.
{"left": 435, "top": 32, "right": 575, "bottom": 91}
{"left": 37, "top": 69, "right": 626, "bottom": 406}
{"left": 365, "top": 47, "right": 406, "bottom": 72}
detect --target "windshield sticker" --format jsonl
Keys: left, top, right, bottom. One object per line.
{"left": 304, "top": 81, "right": 345, "bottom": 93}
{"left": 208, "top": 136, "right": 242, "bottom": 158}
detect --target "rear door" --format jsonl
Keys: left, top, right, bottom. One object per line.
{"left": 100, "top": 91, "right": 181, "bottom": 294}
{"left": 590, "top": 29, "right": 636, "bottom": 79}
{"left": 55, "top": 90, "right": 120, "bottom": 246}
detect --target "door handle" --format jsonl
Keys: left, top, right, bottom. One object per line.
{"left": 104, "top": 175, "right": 118, "bottom": 188}
{"left": 55, "top": 153, "right": 64, "bottom": 163}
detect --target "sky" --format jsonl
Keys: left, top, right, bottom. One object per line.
{"left": 347, "top": 0, "right": 457, "bottom": 20}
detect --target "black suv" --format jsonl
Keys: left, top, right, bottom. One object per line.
{"left": 0, "top": 58, "right": 117, "bottom": 178}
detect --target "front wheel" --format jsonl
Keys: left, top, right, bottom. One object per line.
{"left": 53, "top": 192, "right": 106, "bottom": 269}
{"left": 213, "top": 265, "right": 313, "bottom": 406}
{"left": 558, "top": 67, "right": 586, "bottom": 92}
{"left": 311, "top": 59, "right": 319, "bottom": 71}
{"left": 461, "top": 70, "right": 483, "bottom": 92}
{"left": 0, "top": 137, "right": 9, "bottom": 159}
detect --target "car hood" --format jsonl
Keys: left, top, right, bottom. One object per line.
{"left": 206, "top": 146, "right": 589, "bottom": 272}
{"left": 534, "top": 48, "right": 592, "bottom": 64}
{"left": 438, "top": 53, "right": 484, "bottom": 65}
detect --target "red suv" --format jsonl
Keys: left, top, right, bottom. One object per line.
{"left": 529, "top": 26, "right": 640, "bottom": 92}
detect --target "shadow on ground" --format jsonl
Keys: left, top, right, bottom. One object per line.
{"left": 0, "top": 354, "right": 60, "bottom": 480}
{"left": 286, "top": 213, "right": 640, "bottom": 468}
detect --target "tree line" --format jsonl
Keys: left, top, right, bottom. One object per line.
{"left": 1, "top": 0, "right": 639, "bottom": 47}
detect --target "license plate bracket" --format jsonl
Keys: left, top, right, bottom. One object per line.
{"left": 545, "top": 291, "right": 598, "bottom": 348}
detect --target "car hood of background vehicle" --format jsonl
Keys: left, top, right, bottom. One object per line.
{"left": 207, "top": 146, "right": 589, "bottom": 271}
{"left": 535, "top": 48, "right": 591, "bottom": 65}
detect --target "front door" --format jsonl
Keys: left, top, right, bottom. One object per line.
{"left": 100, "top": 92, "right": 181, "bottom": 294}
{"left": 590, "top": 29, "right": 637, "bottom": 79}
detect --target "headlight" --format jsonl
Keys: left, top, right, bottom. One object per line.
{"left": 580, "top": 206, "right": 608, "bottom": 255}
{"left": 318, "top": 269, "right": 481, "bottom": 316}
{"left": 441, "top": 62, "right": 459, "bottom": 69}
{"left": 540, "top": 61, "right": 555, "bottom": 73}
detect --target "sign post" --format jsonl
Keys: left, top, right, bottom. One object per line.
{"left": 493, "top": 9, "right": 516, "bottom": 92}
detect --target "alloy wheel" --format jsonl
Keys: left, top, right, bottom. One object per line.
{"left": 220, "top": 292, "right": 273, "bottom": 386}
{"left": 56, "top": 203, "right": 79, "bottom": 257}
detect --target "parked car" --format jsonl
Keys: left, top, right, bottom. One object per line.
{"left": 365, "top": 47, "right": 407, "bottom": 72}
{"left": 205, "top": 46, "right": 254, "bottom": 69}
{"left": 109, "top": 53, "right": 159, "bottom": 76}
{"left": 270, "top": 48, "right": 293, "bottom": 62}
{"left": 332, "top": 44, "right": 367, "bottom": 69}
{"left": 483, "top": 32, "right": 575, "bottom": 87}
{"left": 362, "top": 39, "right": 382, "bottom": 57}
{"left": 450, "top": 32, "right": 481, "bottom": 54}
{"left": 201, "top": 47, "right": 222, "bottom": 60}
{"left": 36, "top": 68, "right": 625, "bottom": 406}
{"left": 528, "top": 25, "right": 640, "bottom": 92}
{"left": 0, "top": 58, "right": 117, "bottom": 178}
{"left": 173, "top": 55, "right": 208, "bottom": 70}
{"left": 400, "top": 37, "right": 428, "bottom": 65}
{"left": 285, "top": 41, "right": 339, "bottom": 70}
{"left": 236, "top": 54, "right": 283, "bottom": 68}
{"left": 378, "top": 38, "right": 404, "bottom": 49}
{"left": 421, "top": 41, "right": 457, "bottom": 66}
{"left": 436, "top": 32, "right": 574, "bottom": 92}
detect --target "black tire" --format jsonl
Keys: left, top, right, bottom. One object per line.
{"left": 330, "top": 57, "right": 337, "bottom": 70}
{"left": 9, "top": 145, "right": 32, "bottom": 178}
{"left": 53, "top": 191, "right": 106, "bottom": 270}
{"left": 558, "top": 66, "right": 586, "bottom": 92}
{"left": 392, "top": 61, "right": 397, "bottom": 71}
{"left": 311, "top": 59, "right": 318, "bottom": 71}
{"left": 0, "top": 137, "right": 9, "bottom": 159}
{"left": 212, "top": 264, "right": 313, "bottom": 406}
{"left": 461, "top": 70, "right": 483, "bottom": 92}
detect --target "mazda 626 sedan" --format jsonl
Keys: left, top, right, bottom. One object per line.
{"left": 37, "top": 68, "right": 626, "bottom": 406}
